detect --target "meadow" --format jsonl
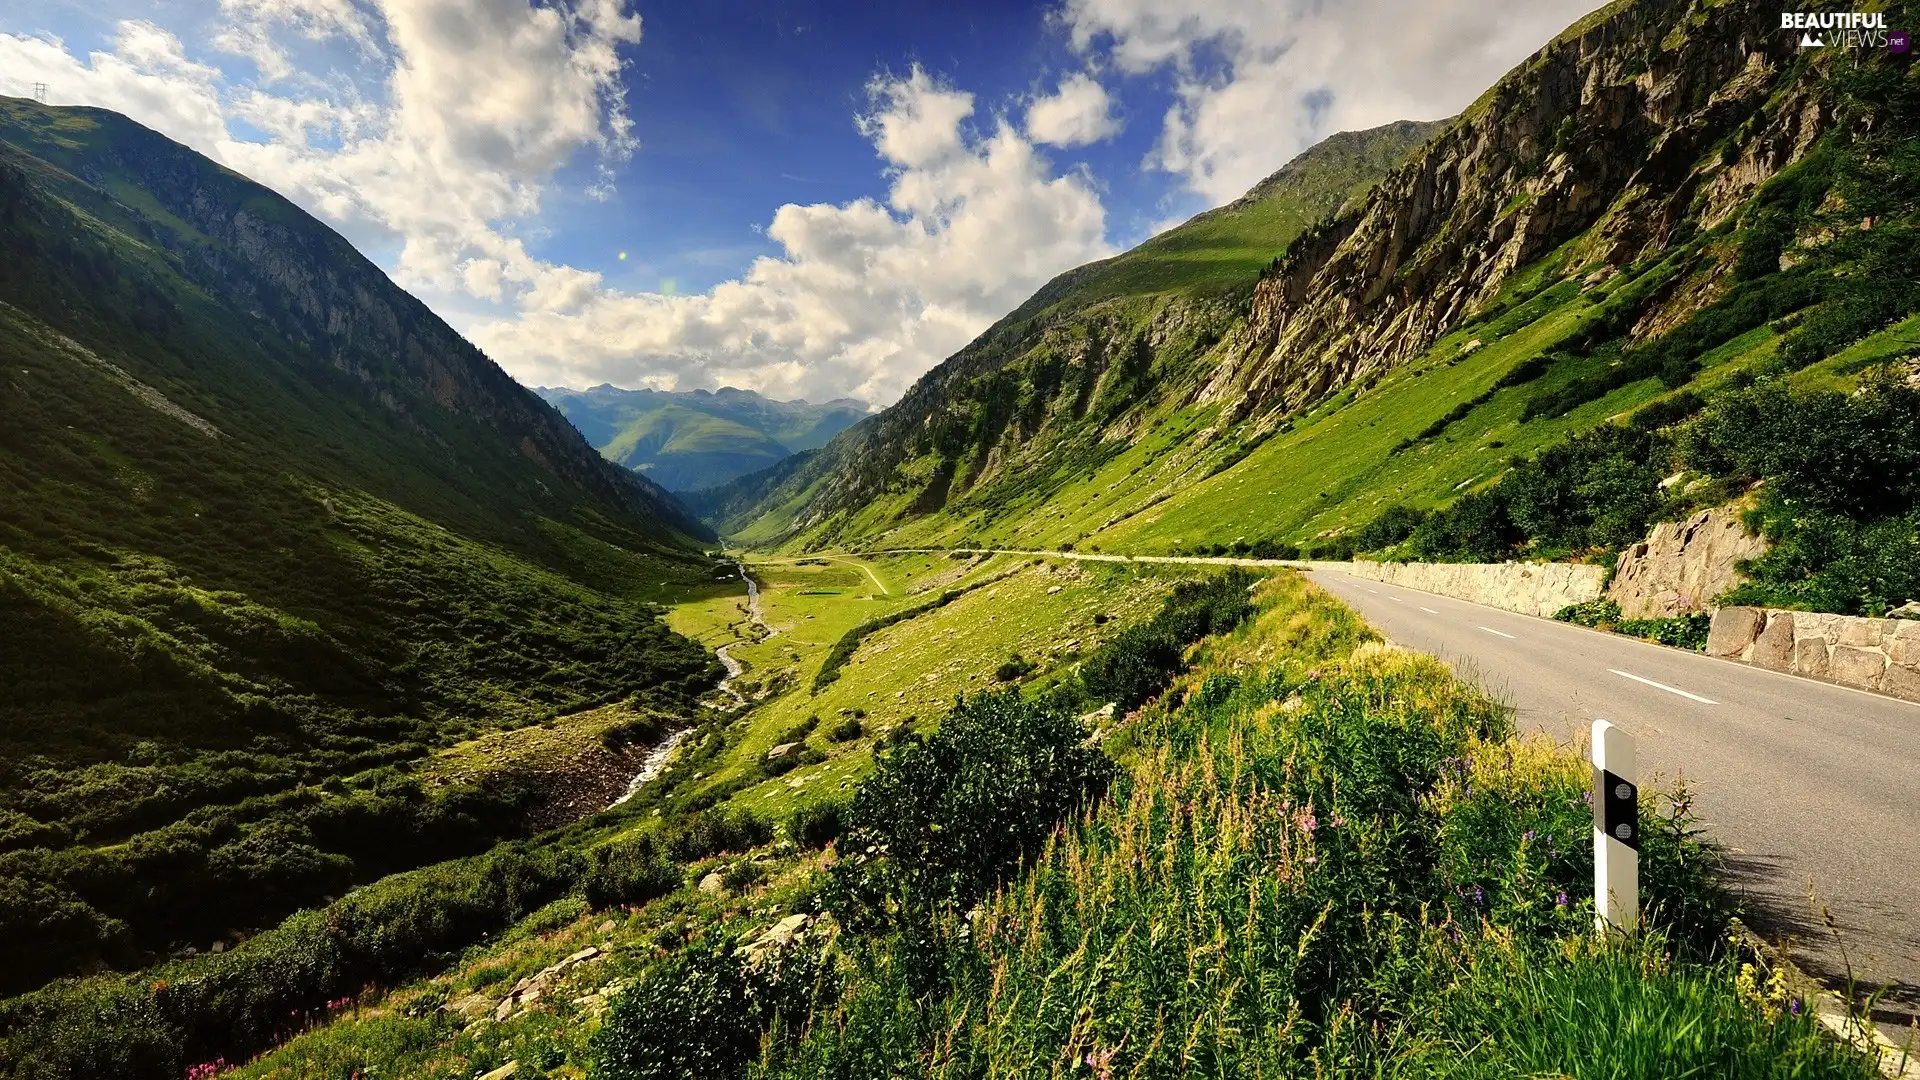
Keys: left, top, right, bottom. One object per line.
{"left": 94, "top": 570, "right": 1883, "bottom": 1080}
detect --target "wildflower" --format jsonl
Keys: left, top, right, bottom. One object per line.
{"left": 1583, "top": 790, "right": 1593, "bottom": 804}
{"left": 1297, "top": 808, "right": 1318, "bottom": 834}
{"left": 1085, "top": 1046, "right": 1117, "bottom": 1080}
{"left": 1790, "top": 998, "right": 1802, "bottom": 1016}
{"left": 1304, "top": 855, "right": 1318, "bottom": 865}
{"left": 1473, "top": 887, "right": 1484, "bottom": 906}
{"left": 1555, "top": 892, "right": 1568, "bottom": 908}
{"left": 1329, "top": 814, "right": 1347, "bottom": 828}
{"left": 1523, "top": 830, "right": 1534, "bottom": 842}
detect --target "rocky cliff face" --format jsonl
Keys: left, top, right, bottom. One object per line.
{"left": 719, "top": 0, "right": 1853, "bottom": 549}
{"left": 1208, "top": 0, "right": 1828, "bottom": 420}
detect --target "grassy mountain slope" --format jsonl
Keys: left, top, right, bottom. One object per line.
{"left": 0, "top": 98, "right": 721, "bottom": 995}
{"left": 539, "top": 385, "right": 870, "bottom": 491}
{"left": 703, "top": 118, "right": 1446, "bottom": 541}
{"left": 717, "top": 0, "right": 1920, "bottom": 580}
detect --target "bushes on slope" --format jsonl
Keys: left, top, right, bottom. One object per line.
{"left": 732, "top": 588, "right": 1785, "bottom": 1080}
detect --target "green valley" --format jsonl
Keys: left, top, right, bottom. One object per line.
{"left": 3, "top": 0, "right": 1917, "bottom": 1076}
{"left": 0, "top": 96, "right": 720, "bottom": 1002}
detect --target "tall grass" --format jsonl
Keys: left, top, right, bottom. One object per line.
{"left": 732, "top": 576, "right": 1865, "bottom": 1080}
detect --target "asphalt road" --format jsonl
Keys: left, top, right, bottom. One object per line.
{"left": 1308, "top": 568, "right": 1920, "bottom": 1031}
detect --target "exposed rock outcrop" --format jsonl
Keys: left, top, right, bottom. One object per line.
{"left": 1209, "top": 0, "right": 1828, "bottom": 419}
{"left": 1608, "top": 506, "right": 1769, "bottom": 619}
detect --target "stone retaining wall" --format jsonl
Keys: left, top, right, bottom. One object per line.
{"left": 1312, "top": 560, "right": 1607, "bottom": 618}
{"left": 1707, "top": 606, "right": 1920, "bottom": 702}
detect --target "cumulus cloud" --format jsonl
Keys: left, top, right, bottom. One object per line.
{"left": 1063, "top": 0, "right": 1606, "bottom": 203}
{"left": 1, "top": 0, "right": 640, "bottom": 330}
{"left": 470, "top": 67, "right": 1113, "bottom": 403}
{"left": 1025, "top": 71, "right": 1121, "bottom": 148}
{"left": 2, "top": 9, "right": 1117, "bottom": 404}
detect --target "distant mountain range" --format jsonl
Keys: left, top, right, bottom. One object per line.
{"left": 537, "top": 384, "right": 869, "bottom": 491}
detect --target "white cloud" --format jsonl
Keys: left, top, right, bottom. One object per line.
{"left": 1, "top": 10, "right": 1113, "bottom": 405}
{"left": 1, "top": 0, "right": 639, "bottom": 316}
{"left": 1063, "top": 0, "right": 1606, "bottom": 203}
{"left": 1025, "top": 71, "right": 1121, "bottom": 148}
{"left": 468, "top": 67, "right": 1113, "bottom": 404}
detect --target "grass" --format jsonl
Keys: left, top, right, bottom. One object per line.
{"left": 141, "top": 572, "right": 1878, "bottom": 1080}
{"left": 654, "top": 553, "right": 1174, "bottom": 821}
{"left": 0, "top": 99, "right": 720, "bottom": 999}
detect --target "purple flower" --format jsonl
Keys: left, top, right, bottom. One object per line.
{"left": 1473, "top": 887, "right": 1484, "bottom": 906}
{"left": 1555, "top": 892, "right": 1568, "bottom": 908}
{"left": 1790, "top": 999, "right": 1802, "bottom": 1016}
{"left": 1523, "top": 830, "right": 1534, "bottom": 842}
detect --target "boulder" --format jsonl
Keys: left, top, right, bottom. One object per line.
{"left": 1749, "top": 613, "right": 1795, "bottom": 670}
{"left": 1830, "top": 646, "right": 1887, "bottom": 690}
{"left": 1883, "top": 663, "right": 1920, "bottom": 702}
{"left": 477, "top": 1064, "right": 517, "bottom": 1080}
{"left": 1608, "top": 507, "right": 1768, "bottom": 620}
{"left": 766, "top": 742, "right": 798, "bottom": 760}
{"left": 699, "top": 871, "right": 725, "bottom": 894}
{"left": 1793, "top": 638, "right": 1830, "bottom": 678}
{"left": 1706, "top": 607, "right": 1765, "bottom": 658}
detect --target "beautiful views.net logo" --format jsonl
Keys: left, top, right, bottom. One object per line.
{"left": 1780, "top": 11, "right": 1904, "bottom": 50}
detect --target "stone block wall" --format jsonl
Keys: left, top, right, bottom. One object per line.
{"left": 1314, "top": 560, "right": 1607, "bottom": 618}
{"left": 1707, "top": 606, "right": 1920, "bottom": 702}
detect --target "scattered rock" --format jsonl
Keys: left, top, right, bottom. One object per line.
{"left": 209, "top": 941, "right": 225, "bottom": 955}
{"left": 1888, "top": 601, "right": 1920, "bottom": 620}
{"left": 477, "top": 1063, "right": 517, "bottom": 1080}
{"left": 700, "top": 871, "right": 725, "bottom": 894}
{"left": 489, "top": 945, "right": 608, "bottom": 1022}
{"left": 598, "top": 918, "right": 617, "bottom": 934}
{"left": 1046, "top": 585, "right": 1063, "bottom": 594}
{"left": 446, "top": 992, "right": 493, "bottom": 1021}
{"left": 766, "top": 742, "right": 798, "bottom": 760}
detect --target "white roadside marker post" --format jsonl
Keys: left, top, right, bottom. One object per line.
{"left": 1592, "top": 718, "right": 1639, "bottom": 937}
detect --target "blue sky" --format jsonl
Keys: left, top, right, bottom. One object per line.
{"left": 1, "top": 0, "right": 1603, "bottom": 404}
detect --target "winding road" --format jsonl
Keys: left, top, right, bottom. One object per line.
{"left": 884, "top": 546, "right": 1920, "bottom": 1034}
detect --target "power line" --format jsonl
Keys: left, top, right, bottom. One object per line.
{"left": 30, "top": 82, "right": 48, "bottom": 104}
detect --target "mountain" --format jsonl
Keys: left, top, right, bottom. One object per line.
{"left": 703, "top": 116, "right": 1446, "bottom": 541}
{"left": 713, "top": 0, "right": 1920, "bottom": 563}
{"left": 0, "top": 97, "right": 721, "bottom": 994}
{"left": 537, "top": 384, "right": 869, "bottom": 491}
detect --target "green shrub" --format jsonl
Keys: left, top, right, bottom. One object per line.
{"left": 823, "top": 717, "right": 862, "bottom": 743}
{"left": 826, "top": 691, "right": 1112, "bottom": 930}
{"left": 1351, "top": 505, "right": 1431, "bottom": 553}
{"left": 993, "top": 653, "right": 1037, "bottom": 682}
{"left": 784, "top": 801, "right": 845, "bottom": 850}
{"left": 581, "top": 836, "right": 680, "bottom": 910}
{"left": 661, "top": 809, "right": 774, "bottom": 864}
{"left": 590, "top": 939, "right": 759, "bottom": 1080}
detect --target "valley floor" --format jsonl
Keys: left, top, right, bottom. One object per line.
{"left": 170, "top": 560, "right": 1894, "bottom": 1080}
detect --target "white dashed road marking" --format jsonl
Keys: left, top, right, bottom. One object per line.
{"left": 1609, "top": 668, "right": 1718, "bottom": 704}
{"left": 1478, "top": 626, "right": 1516, "bottom": 639}
{"left": 1420, "top": 607, "right": 1439, "bottom": 614}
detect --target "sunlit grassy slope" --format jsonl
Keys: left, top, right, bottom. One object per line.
{"left": 659, "top": 552, "right": 1174, "bottom": 819}
{"left": 755, "top": 232, "right": 1917, "bottom": 557}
